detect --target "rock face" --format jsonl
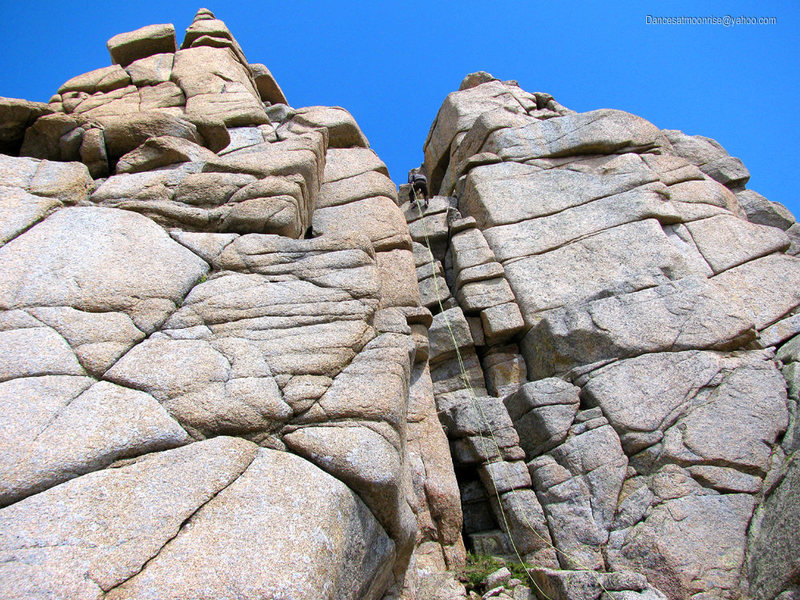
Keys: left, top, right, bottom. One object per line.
{"left": 0, "top": 10, "right": 463, "bottom": 600}
{"left": 1, "top": 12, "right": 798, "bottom": 600}
{"left": 409, "top": 71, "right": 799, "bottom": 600}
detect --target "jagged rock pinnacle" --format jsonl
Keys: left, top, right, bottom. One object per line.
{"left": 193, "top": 8, "right": 216, "bottom": 22}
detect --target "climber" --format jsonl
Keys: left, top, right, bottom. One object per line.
{"left": 407, "top": 167, "right": 429, "bottom": 208}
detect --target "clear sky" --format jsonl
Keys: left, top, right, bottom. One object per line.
{"left": 2, "top": 1, "right": 798, "bottom": 216}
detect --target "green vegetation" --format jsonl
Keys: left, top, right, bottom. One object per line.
{"left": 461, "top": 553, "right": 504, "bottom": 591}
{"left": 507, "top": 560, "right": 534, "bottom": 584}
{"left": 460, "top": 552, "right": 533, "bottom": 593}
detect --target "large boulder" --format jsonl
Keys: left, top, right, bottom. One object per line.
{"left": 293, "top": 106, "right": 370, "bottom": 148}
{"left": 0, "top": 438, "right": 396, "bottom": 600}
{"left": 58, "top": 65, "right": 132, "bottom": 95}
{"left": 250, "top": 63, "right": 288, "bottom": 105}
{"left": 0, "top": 154, "right": 93, "bottom": 245}
{"left": 0, "top": 206, "right": 208, "bottom": 332}
{"left": 172, "top": 45, "right": 268, "bottom": 127}
{"left": 0, "top": 97, "right": 53, "bottom": 154}
{"left": 104, "top": 447, "right": 396, "bottom": 600}
{"left": 93, "top": 111, "right": 202, "bottom": 160}
{"left": 107, "top": 24, "right": 177, "bottom": 67}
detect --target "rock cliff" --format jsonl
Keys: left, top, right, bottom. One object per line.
{"left": 0, "top": 10, "right": 798, "bottom": 600}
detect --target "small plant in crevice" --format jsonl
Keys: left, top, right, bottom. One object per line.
{"left": 506, "top": 560, "right": 535, "bottom": 584}
{"left": 459, "top": 552, "right": 534, "bottom": 593}
{"left": 460, "top": 552, "right": 504, "bottom": 592}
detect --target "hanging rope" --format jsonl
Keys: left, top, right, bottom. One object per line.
{"left": 410, "top": 187, "right": 620, "bottom": 599}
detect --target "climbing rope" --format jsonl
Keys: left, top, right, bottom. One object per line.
{"left": 410, "top": 187, "right": 620, "bottom": 599}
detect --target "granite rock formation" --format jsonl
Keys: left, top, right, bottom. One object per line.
{"left": 0, "top": 12, "right": 798, "bottom": 600}
{"left": 405, "top": 71, "right": 799, "bottom": 600}
{"left": 0, "top": 10, "right": 462, "bottom": 600}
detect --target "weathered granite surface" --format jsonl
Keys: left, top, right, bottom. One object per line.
{"left": 408, "top": 71, "right": 799, "bottom": 600}
{"left": 0, "top": 10, "right": 463, "bottom": 600}
{"left": 1, "top": 11, "right": 798, "bottom": 600}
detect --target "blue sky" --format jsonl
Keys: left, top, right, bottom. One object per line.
{"left": 2, "top": 1, "right": 798, "bottom": 216}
